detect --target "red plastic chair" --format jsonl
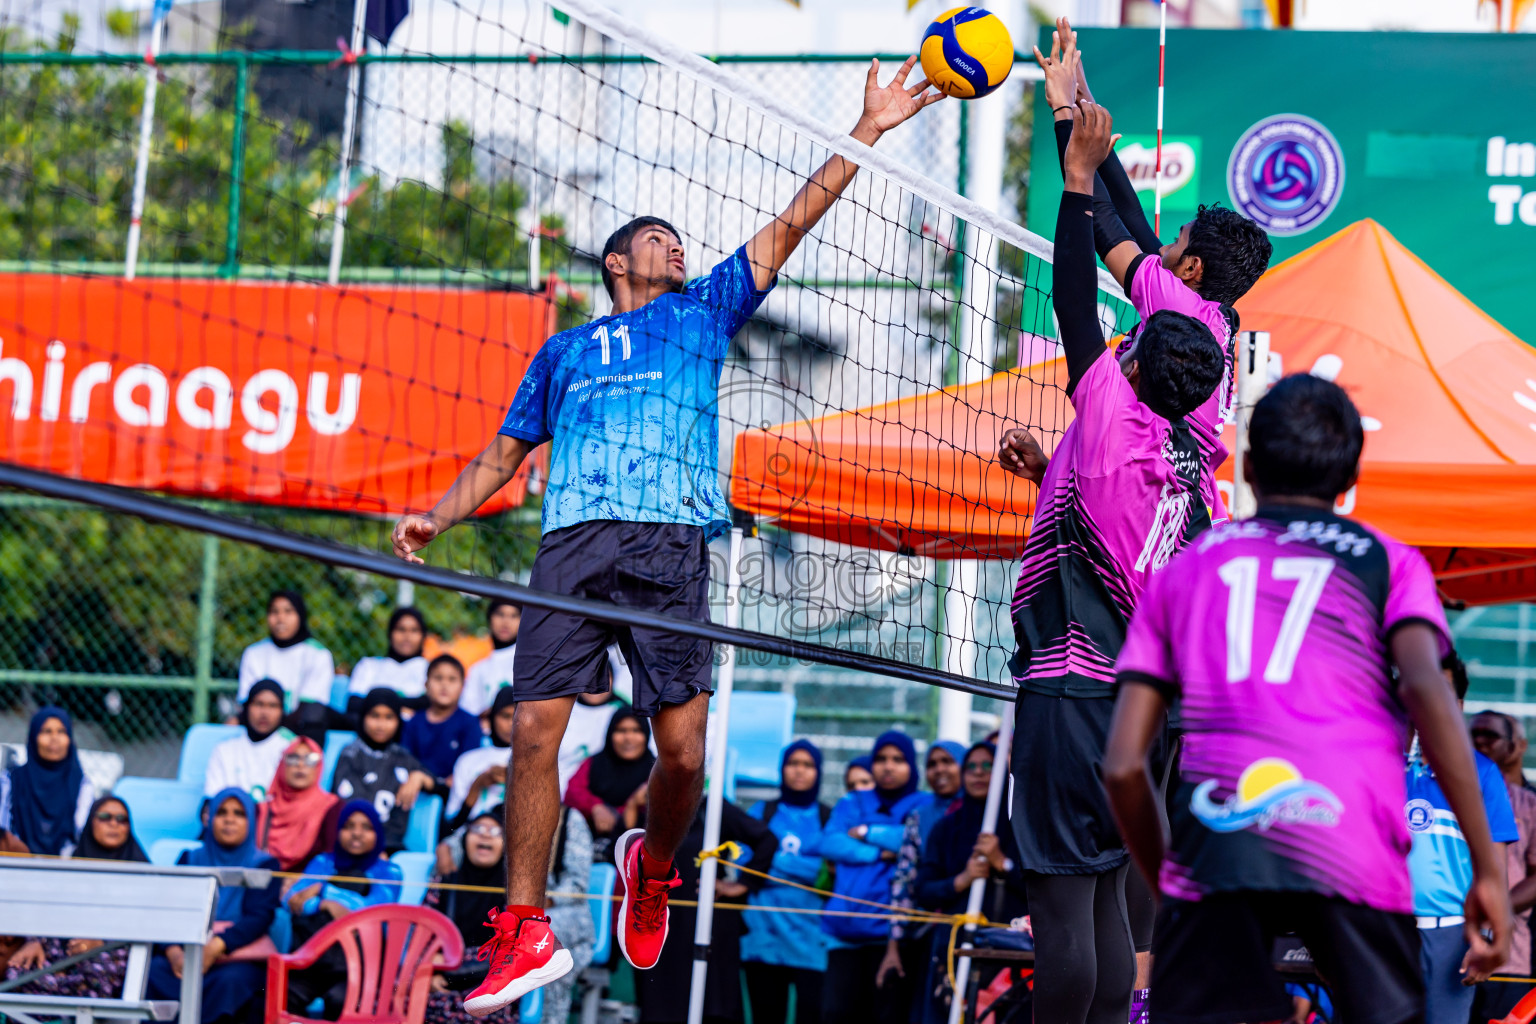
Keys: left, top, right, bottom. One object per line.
{"left": 264, "top": 904, "right": 465, "bottom": 1024}
{"left": 1493, "top": 984, "right": 1536, "bottom": 1024}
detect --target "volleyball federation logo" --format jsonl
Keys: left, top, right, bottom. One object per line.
{"left": 1227, "top": 114, "right": 1345, "bottom": 237}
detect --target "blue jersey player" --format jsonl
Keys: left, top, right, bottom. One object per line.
{"left": 392, "top": 57, "right": 942, "bottom": 1013}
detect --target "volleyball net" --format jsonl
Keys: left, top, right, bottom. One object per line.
{"left": 0, "top": 0, "right": 1138, "bottom": 701}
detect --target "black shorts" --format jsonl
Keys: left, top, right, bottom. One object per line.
{"left": 1150, "top": 893, "right": 1422, "bottom": 1024}
{"left": 1010, "top": 691, "right": 1128, "bottom": 874}
{"left": 514, "top": 520, "right": 714, "bottom": 716}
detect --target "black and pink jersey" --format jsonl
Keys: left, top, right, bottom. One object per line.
{"left": 1009, "top": 347, "right": 1210, "bottom": 698}
{"left": 1115, "top": 507, "right": 1451, "bottom": 913}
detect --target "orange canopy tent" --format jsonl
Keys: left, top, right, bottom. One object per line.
{"left": 730, "top": 219, "right": 1536, "bottom": 603}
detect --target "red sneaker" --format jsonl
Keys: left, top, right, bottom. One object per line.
{"left": 616, "top": 828, "right": 680, "bottom": 970}
{"left": 462, "top": 908, "right": 573, "bottom": 1018}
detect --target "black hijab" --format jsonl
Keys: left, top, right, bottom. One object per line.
{"left": 587, "top": 708, "right": 656, "bottom": 807}
{"left": 386, "top": 607, "right": 426, "bottom": 662}
{"left": 357, "top": 688, "right": 403, "bottom": 751}
{"left": 487, "top": 687, "right": 516, "bottom": 749}
{"left": 268, "top": 590, "right": 311, "bottom": 650}
{"left": 11, "top": 706, "right": 86, "bottom": 856}
{"left": 242, "top": 679, "right": 287, "bottom": 744}
{"left": 72, "top": 796, "right": 150, "bottom": 863}
{"left": 442, "top": 808, "right": 507, "bottom": 949}
{"left": 486, "top": 599, "right": 519, "bottom": 651}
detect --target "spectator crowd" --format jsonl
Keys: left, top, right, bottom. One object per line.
{"left": 2, "top": 589, "right": 1534, "bottom": 1024}
{"left": 0, "top": 589, "right": 1029, "bottom": 1024}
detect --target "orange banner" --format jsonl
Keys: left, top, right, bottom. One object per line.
{"left": 0, "top": 274, "right": 555, "bottom": 515}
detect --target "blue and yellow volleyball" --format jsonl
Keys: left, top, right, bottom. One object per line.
{"left": 920, "top": 7, "right": 1014, "bottom": 100}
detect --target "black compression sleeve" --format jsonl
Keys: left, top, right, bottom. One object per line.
{"left": 1054, "top": 191, "right": 1105, "bottom": 395}
{"left": 1091, "top": 177, "right": 1137, "bottom": 261}
{"left": 1097, "top": 150, "right": 1162, "bottom": 253}
{"left": 1053, "top": 117, "right": 1072, "bottom": 172}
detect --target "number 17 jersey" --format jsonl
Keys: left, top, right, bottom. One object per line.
{"left": 1114, "top": 505, "right": 1451, "bottom": 914}
{"left": 500, "top": 247, "right": 772, "bottom": 538}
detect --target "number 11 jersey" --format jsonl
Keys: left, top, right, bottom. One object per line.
{"left": 500, "top": 247, "right": 772, "bottom": 539}
{"left": 1114, "top": 505, "right": 1451, "bottom": 915}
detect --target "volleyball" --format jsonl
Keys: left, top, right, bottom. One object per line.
{"left": 919, "top": 7, "right": 1014, "bottom": 100}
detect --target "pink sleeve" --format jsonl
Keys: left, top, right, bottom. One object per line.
{"left": 1130, "top": 254, "right": 1206, "bottom": 322}
{"left": 1384, "top": 540, "right": 1451, "bottom": 657}
{"left": 1115, "top": 566, "right": 1178, "bottom": 688}
{"left": 563, "top": 758, "right": 602, "bottom": 814}
{"left": 1070, "top": 348, "right": 1160, "bottom": 477}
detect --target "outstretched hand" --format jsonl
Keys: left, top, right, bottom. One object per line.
{"left": 854, "top": 56, "right": 944, "bottom": 143}
{"left": 1033, "top": 20, "right": 1080, "bottom": 115}
{"left": 1063, "top": 102, "right": 1119, "bottom": 193}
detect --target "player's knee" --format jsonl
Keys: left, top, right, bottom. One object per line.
{"left": 512, "top": 709, "right": 563, "bottom": 760}
{"left": 661, "top": 740, "right": 705, "bottom": 777}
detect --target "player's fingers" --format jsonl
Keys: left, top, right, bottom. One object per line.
{"left": 1033, "top": 45, "right": 1048, "bottom": 68}
{"left": 865, "top": 57, "right": 880, "bottom": 91}
{"left": 906, "top": 76, "right": 930, "bottom": 97}
{"left": 892, "top": 55, "right": 917, "bottom": 86}
{"left": 921, "top": 90, "right": 945, "bottom": 108}
{"left": 1110, "top": 132, "right": 1122, "bottom": 149}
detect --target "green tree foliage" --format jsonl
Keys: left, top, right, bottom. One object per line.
{"left": 0, "top": 20, "right": 534, "bottom": 277}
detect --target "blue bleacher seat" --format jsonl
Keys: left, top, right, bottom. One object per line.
{"left": 148, "top": 837, "right": 201, "bottom": 867}
{"left": 588, "top": 863, "right": 617, "bottom": 964}
{"left": 329, "top": 674, "right": 352, "bottom": 712}
{"left": 319, "top": 729, "right": 357, "bottom": 790}
{"left": 177, "top": 723, "right": 242, "bottom": 789}
{"left": 721, "top": 692, "right": 796, "bottom": 786}
{"left": 403, "top": 794, "right": 442, "bottom": 854}
{"left": 519, "top": 986, "right": 543, "bottom": 1024}
{"left": 392, "top": 851, "right": 435, "bottom": 906}
{"left": 270, "top": 907, "right": 293, "bottom": 954}
{"left": 112, "top": 777, "right": 205, "bottom": 851}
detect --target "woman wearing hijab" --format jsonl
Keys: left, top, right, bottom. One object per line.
{"left": 427, "top": 805, "right": 595, "bottom": 1024}
{"left": 563, "top": 708, "right": 655, "bottom": 864}
{"left": 4, "top": 796, "right": 147, "bottom": 997}
{"left": 258, "top": 737, "right": 341, "bottom": 870}
{"left": 462, "top": 599, "right": 520, "bottom": 717}
{"left": 843, "top": 756, "right": 875, "bottom": 793}
{"left": 237, "top": 591, "right": 336, "bottom": 709}
{"left": 634, "top": 794, "right": 777, "bottom": 1024}
{"left": 331, "top": 688, "right": 436, "bottom": 853}
{"left": 742, "top": 740, "right": 831, "bottom": 1024}
{"left": 204, "top": 680, "right": 292, "bottom": 801}
{"left": 145, "top": 788, "right": 284, "bottom": 1024}
{"left": 6, "top": 707, "right": 94, "bottom": 857}
{"left": 913, "top": 742, "right": 1025, "bottom": 1024}
{"left": 446, "top": 686, "right": 511, "bottom": 830}
{"left": 876, "top": 740, "right": 968, "bottom": 1000}
{"left": 819, "top": 730, "right": 924, "bottom": 1024}
{"left": 283, "top": 800, "right": 404, "bottom": 1017}
{"left": 347, "top": 607, "right": 430, "bottom": 706}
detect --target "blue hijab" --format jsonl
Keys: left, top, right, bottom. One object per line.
{"left": 870, "top": 730, "right": 919, "bottom": 809}
{"left": 11, "top": 707, "right": 86, "bottom": 856}
{"left": 929, "top": 740, "right": 967, "bottom": 774}
{"left": 778, "top": 739, "right": 823, "bottom": 808}
{"left": 333, "top": 799, "right": 385, "bottom": 874}
{"left": 187, "top": 788, "right": 268, "bottom": 918}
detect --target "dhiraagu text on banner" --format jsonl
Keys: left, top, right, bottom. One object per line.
{"left": 1027, "top": 27, "right": 1536, "bottom": 346}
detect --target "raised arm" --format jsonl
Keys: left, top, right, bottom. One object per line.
{"left": 1056, "top": 102, "right": 1119, "bottom": 393}
{"left": 1395, "top": 624, "right": 1513, "bottom": 981}
{"left": 391, "top": 434, "right": 531, "bottom": 563}
{"left": 1039, "top": 19, "right": 1157, "bottom": 289}
{"left": 743, "top": 57, "right": 942, "bottom": 291}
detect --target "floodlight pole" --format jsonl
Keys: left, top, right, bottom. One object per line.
{"left": 686, "top": 525, "right": 745, "bottom": 1024}
{"left": 124, "top": 10, "right": 167, "bottom": 281}
{"left": 327, "top": 0, "right": 370, "bottom": 285}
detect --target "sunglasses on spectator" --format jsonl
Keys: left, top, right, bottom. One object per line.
{"left": 964, "top": 760, "right": 994, "bottom": 774}
{"left": 284, "top": 751, "right": 322, "bottom": 767}
{"left": 468, "top": 822, "right": 504, "bottom": 838}
{"left": 94, "top": 811, "right": 130, "bottom": 825}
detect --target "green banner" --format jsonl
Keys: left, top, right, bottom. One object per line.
{"left": 1027, "top": 27, "right": 1536, "bottom": 345}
